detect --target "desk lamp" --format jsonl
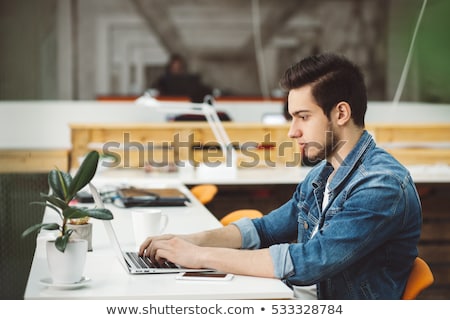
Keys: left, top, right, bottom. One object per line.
{"left": 135, "top": 92, "right": 237, "bottom": 177}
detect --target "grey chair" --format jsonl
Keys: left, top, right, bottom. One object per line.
{"left": 0, "top": 173, "right": 48, "bottom": 299}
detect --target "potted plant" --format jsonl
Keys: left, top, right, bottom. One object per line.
{"left": 22, "top": 150, "right": 113, "bottom": 284}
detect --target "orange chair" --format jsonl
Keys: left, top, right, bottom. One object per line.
{"left": 402, "top": 257, "right": 434, "bottom": 299}
{"left": 220, "top": 209, "right": 263, "bottom": 226}
{"left": 190, "top": 184, "right": 218, "bottom": 205}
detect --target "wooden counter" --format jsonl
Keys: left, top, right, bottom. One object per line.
{"left": 70, "top": 122, "right": 450, "bottom": 170}
{"left": 366, "top": 123, "right": 450, "bottom": 165}
{"left": 0, "top": 150, "right": 69, "bottom": 173}
{"left": 70, "top": 122, "right": 299, "bottom": 169}
{"left": 1, "top": 122, "right": 448, "bottom": 173}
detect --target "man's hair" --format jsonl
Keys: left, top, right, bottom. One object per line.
{"left": 279, "top": 53, "right": 367, "bottom": 127}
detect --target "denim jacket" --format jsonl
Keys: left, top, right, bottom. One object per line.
{"left": 234, "top": 131, "right": 422, "bottom": 299}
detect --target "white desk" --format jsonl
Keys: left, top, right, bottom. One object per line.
{"left": 24, "top": 180, "right": 293, "bottom": 300}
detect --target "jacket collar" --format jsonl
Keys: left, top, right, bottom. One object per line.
{"left": 312, "top": 130, "right": 375, "bottom": 191}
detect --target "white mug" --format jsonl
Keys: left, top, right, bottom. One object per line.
{"left": 131, "top": 209, "right": 168, "bottom": 246}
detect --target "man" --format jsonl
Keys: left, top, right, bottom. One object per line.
{"left": 152, "top": 53, "right": 211, "bottom": 103}
{"left": 139, "top": 53, "right": 422, "bottom": 299}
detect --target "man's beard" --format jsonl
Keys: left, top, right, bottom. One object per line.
{"left": 303, "top": 122, "right": 339, "bottom": 165}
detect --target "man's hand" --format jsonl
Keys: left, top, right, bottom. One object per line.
{"left": 145, "top": 236, "right": 205, "bottom": 268}
{"left": 139, "top": 234, "right": 205, "bottom": 269}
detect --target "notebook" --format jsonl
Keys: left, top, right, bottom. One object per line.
{"left": 117, "top": 187, "right": 190, "bottom": 207}
{"left": 89, "top": 183, "right": 213, "bottom": 274}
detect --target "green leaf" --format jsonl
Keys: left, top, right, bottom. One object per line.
{"left": 30, "top": 200, "right": 51, "bottom": 208}
{"left": 55, "top": 230, "right": 73, "bottom": 253}
{"left": 62, "top": 206, "right": 113, "bottom": 221}
{"left": 40, "top": 193, "right": 67, "bottom": 210}
{"left": 48, "top": 169, "right": 72, "bottom": 200}
{"left": 31, "top": 201, "right": 63, "bottom": 218}
{"left": 22, "top": 223, "right": 60, "bottom": 238}
{"left": 85, "top": 208, "right": 114, "bottom": 220}
{"left": 62, "top": 207, "right": 90, "bottom": 220}
{"left": 67, "top": 151, "right": 99, "bottom": 200}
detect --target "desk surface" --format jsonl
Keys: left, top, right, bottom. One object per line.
{"left": 24, "top": 180, "right": 293, "bottom": 300}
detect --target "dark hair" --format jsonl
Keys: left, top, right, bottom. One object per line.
{"left": 279, "top": 53, "right": 367, "bottom": 127}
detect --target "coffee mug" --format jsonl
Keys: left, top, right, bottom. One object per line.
{"left": 131, "top": 209, "right": 169, "bottom": 246}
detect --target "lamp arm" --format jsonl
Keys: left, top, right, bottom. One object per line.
{"left": 201, "top": 103, "right": 236, "bottom": 167}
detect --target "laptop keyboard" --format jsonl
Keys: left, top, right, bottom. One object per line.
{"left": 126, "top": 252, "right": 179, "bottom": 269}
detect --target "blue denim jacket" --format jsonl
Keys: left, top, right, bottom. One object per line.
{"left": 234, "top": 131, "right": 422, "bottom": 299}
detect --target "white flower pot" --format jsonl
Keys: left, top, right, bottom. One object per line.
{"left": 67, "top": 223, "right": 93, "bottom": 251}
{"left": 46, "top": 239, "right": 88, "bottom": 284}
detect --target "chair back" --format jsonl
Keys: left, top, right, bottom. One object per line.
{"left": 402, "top": 257, "right": 434, "bottom": 299}
{"left": 220, "top": 209, "right": 263, "bottom": 226}
{"left": 190, "top": 184, "right": 218, "bottom": 205}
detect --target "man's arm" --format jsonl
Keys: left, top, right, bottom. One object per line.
{"left": 200, "top": 246, "right": 275, "bottom": 278}
{"left": 139, "top": 224, "right": 276, "bottom": 278}
{"left": 188, "top": 224, "right": 243, "bottom": 248}
{"left": 148, "top": 235, "right": 275, "bottom": 278}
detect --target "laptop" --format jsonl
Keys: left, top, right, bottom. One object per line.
{"left": 89, "top": 183, "right": 213, "bottom": 274}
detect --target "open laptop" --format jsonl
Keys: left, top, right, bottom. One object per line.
{"left": 89, "top": 183, "right": 214, "bottom": 274}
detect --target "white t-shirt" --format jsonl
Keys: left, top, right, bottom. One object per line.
{"left": 293, "top": 182, "right": 330, "bottom": 299}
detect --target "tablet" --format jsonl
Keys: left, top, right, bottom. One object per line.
{"left": 117, "top": 187, "right": 190, "bottom": 207}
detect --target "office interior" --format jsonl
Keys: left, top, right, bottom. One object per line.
{"left": 0, "top": 0, "right": 449, "bottom": 299}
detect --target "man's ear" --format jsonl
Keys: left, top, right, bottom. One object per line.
{"left": 335, "top": 102, "right": 351, "bottom": 125}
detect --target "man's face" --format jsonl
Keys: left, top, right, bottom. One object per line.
{"left": 287, "top": 86, "right": 338, "bottom": 164}
{"left": 170, "top": 60, "right": 184, "bottom": 74}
